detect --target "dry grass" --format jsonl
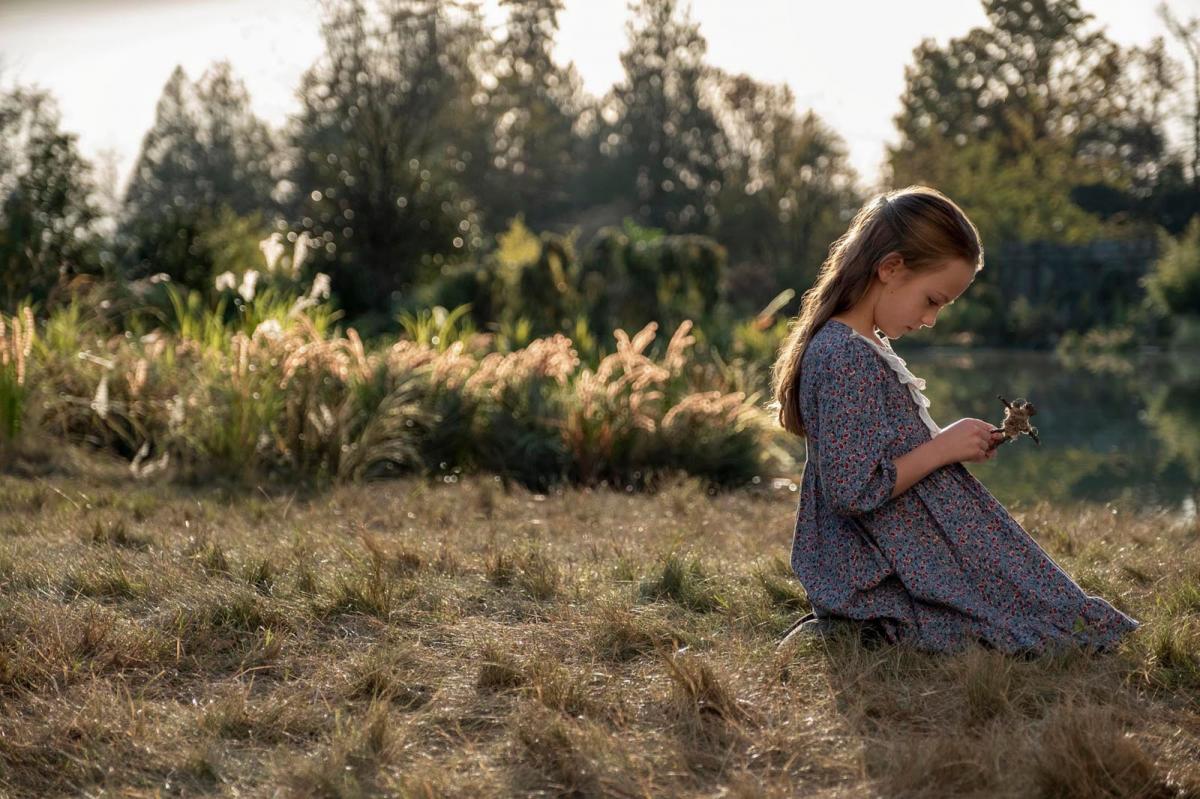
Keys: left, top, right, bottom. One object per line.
{"left": 0, "top": 451, "right": 1198, "bottom": 798}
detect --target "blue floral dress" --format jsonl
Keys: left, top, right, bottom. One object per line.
{"left": 789, "top": 318, "right": 1141, "bottom": 655}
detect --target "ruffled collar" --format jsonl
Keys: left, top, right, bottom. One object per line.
{"left": 828, "top": 319, "right": 942, "bottom": 437}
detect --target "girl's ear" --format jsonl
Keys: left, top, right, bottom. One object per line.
{"left": 877, "top": 251, "right": 906, "bottom": 284}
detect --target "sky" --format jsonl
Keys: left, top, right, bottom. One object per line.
{"left": 3, "top": 0, "right": 1200, "bottom": 200}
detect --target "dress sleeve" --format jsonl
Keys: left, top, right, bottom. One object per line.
{"left": 815, "top": 339, "right": 900, "bottom": 517}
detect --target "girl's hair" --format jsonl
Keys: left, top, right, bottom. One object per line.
{"left": 769, "top": 185, "right": 983, "bottom": 438}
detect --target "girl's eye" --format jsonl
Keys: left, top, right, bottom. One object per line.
{"left": 928, "top": 298, "right": 937, "bottom": 306}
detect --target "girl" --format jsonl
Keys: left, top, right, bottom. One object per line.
{"left": 769, "top": 185, "right": 1141, "bottom": 656}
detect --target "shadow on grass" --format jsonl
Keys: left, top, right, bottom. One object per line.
{"left": 777, "top": 622, "right": 1189, "bottom": 799}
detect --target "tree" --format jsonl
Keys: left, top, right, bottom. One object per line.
{"left": 710, "top": 72, "right": 861, "bottom": 309}
{"left": 119, "top": 62, "right": 279, "bottom": 285}
{"left": 889, "top": 0, "right": 1174, "bottom": 216}
{"left": 477, "top": 0, "right": 588, "bottom": 233}
{"left": 895, "top": 1, "right": 1113, "bottom": 152}
{"left": 0, "top": 82, "right": 102, "bottom": 308}
{"left": 284, "top": 0, "right": 489, "bottom": 317}
{"left": 603, "top": 0, "right": 726, "bottom": 235}
{"left": 882, "top": 2, "right": 1184, "bottom": 344}
{"left": 1159, "top": 2, "right": 1200, "bottom": 190}
{"left": 191, "top": 62, "right": 279, "bottom": 217}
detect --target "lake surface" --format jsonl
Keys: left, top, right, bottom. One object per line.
{"left": 900, "top": 346, "right": 1199, "bottom": 518}
{"left": 768, "top": 343, "right": 1200, "bottom": 515}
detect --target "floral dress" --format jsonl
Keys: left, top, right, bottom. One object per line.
{"left": 789, "top": 318, "right": 1141, "bottom": 655}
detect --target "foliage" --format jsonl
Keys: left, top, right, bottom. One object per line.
{"left": 1145, "top": 217, "right": 1200, "bottom": 317}
{"left": 286, "top": 0, "right": 489, "bottom": 316}
{"left": 892, "top": 0, "right": 1172, "bottom": 187}
{"left": 577, "top": 220, "right": 726, "bottom": 337}
{"left": 710, "top": 75, "right": 862, "bottom": 308}
{"left": 117, "top": 63, "right": 278, "bottom": 288}
{"left": 894, "top": 128, "right": 1113, "bottom": 247}
{"left": 0, "top": 83, "right": 103, "bottom": 309}
{"left": 17, "top": 282, "right": 775, "bottom": 490}
{"left": 599, "top": 0, "right": 726, "bottom": 236}
{"left": 475, "top": 0, "right": 587, "bottom": 233}
{"left": 1144, "top": 216, "right": 1200, "bottom": 350}
{"left": 12, "top": 0, "right": 1200, "bottom": 354}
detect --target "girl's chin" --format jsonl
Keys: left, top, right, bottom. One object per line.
{"left": 875, "top": 324, "right": 909, "bottom": 339}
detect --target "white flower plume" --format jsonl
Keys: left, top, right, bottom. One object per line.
{"left": 259, "top": 232, "right": 286, "bottom": 273}
{"left": 238, "top": 270, "right": 260, "bottom": 302}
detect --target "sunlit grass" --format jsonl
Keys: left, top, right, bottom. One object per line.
{"left": 0, "top": 306, "right": 34, "bottom": 445}
{"left": 0, "top": 461, "right": 1194, "bottom": 796}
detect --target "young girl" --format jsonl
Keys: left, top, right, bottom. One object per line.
{"left": 769, "top": 185, "right": 1141, "bottom": 656}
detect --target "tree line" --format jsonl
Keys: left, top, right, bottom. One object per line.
{"left": 3, "top": 0, "right": 1200, "bottom": 347}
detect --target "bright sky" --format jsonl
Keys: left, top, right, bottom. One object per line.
{"left": 3, "top": 0, "right": 1200, "bottom": 200}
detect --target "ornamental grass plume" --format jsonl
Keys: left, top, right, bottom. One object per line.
{"left": 558, "top": 319, "right": 762, "bottom": 487}
{"left": 463, "top": 333, "right": 581, "bottom": 402}
{"left": 425, "top": 340, "right": 479, "bottom": 392}
{"left": 19, "top": 297, "right": 772, "bottom": 488}
{"left": 0, "top": 306, "right": 35, "bottom": 387}
{"left": 0, "top": 306, "right": 36, "bottom": 442}
{"left": 259, "top": 232, "right": 286, "bottom": 273}
{"left": 661, "top": 390, "right": 748, "bottom": 431}
{"left": 273, "top": 316, "right": 435, "bottom": 480}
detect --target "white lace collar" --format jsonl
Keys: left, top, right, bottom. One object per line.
{"left": 833, "top": 321, "right": 942, "bottom": 437}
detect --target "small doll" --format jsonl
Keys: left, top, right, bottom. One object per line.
{"left": 988, "top": 395, "right": 1040, "bottom": 451}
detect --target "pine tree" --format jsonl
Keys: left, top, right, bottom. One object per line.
{"left": 0, "top": 84, "right": 101, "bottom": 308}
{"left": 606, "top": 0, "right": 726, "bottom": 235}
{"left": 119, "top": 63, "right": 279, "bottom": 285}
{"left": 285, "top": 0, "right": 488, "bottom": 316}
{"left": 480, "top": 0, "right": 586, "bottom": 233}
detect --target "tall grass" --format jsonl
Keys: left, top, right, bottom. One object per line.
{"left": 9, "top": 280, "right": 784, "bottom": 489}
{"left": 0, "top": 307, "right": 35, "bottom": 445}
{"left": 14, "top": 298, "right": 782, "bottom": 484}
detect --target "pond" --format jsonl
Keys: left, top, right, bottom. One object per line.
{"left": 902, "top": 346, "right": 1200, "bottom": 518}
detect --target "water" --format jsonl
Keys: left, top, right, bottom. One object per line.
{"left": 902, "top": 346, "right": 1200, "bottom": 515}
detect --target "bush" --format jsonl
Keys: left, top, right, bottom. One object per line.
{"left": 1145, "top": 218, "right": 1200, "bottom": 319}
{"left": 21, "top": 292, "right": 778, "bottom": 490}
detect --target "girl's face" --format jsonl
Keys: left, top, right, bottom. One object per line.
{"left": 875, "top": 256, "right": 976, "bottom": 340}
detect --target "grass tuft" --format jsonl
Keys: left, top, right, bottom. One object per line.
{"left": 1031, "top": 702, "right": 1172, "bottom": 799}
{"left": 346, "top": 645, "right": 433, "bottom": 709}
{"left": 639, "top": 552, "right": 727, "bottom": 613}
{"left": 588, "top": 605, "right": 686, "bottom": 662}
{"left": 82, "top": 518, "right": 151, "bottom": 550}
{"left": 476, "top": 643, "right": 525, "bottom": 694}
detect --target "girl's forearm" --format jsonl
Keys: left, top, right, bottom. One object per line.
{"left": 889, "top": 440, "right": 947, "bottom": 500}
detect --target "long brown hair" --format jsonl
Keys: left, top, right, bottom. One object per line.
{"left": 768, "top": 185, "right": 983, "bottom": 438}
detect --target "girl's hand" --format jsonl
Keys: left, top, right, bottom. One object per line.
{"left": 933, "top": 418, "right": 1005, "bottom": 465}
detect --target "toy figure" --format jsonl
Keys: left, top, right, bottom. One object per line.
{"left": 988, "top": 394, "right": 1040, "bottom": 450}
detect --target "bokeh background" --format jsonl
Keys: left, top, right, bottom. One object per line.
{"left": 1, "top": 0, "right": 1198, "bottom": 514}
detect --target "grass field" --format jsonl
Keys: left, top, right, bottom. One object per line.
{"left": 1, "top": 449, "right": 1198, "bottom": 798}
